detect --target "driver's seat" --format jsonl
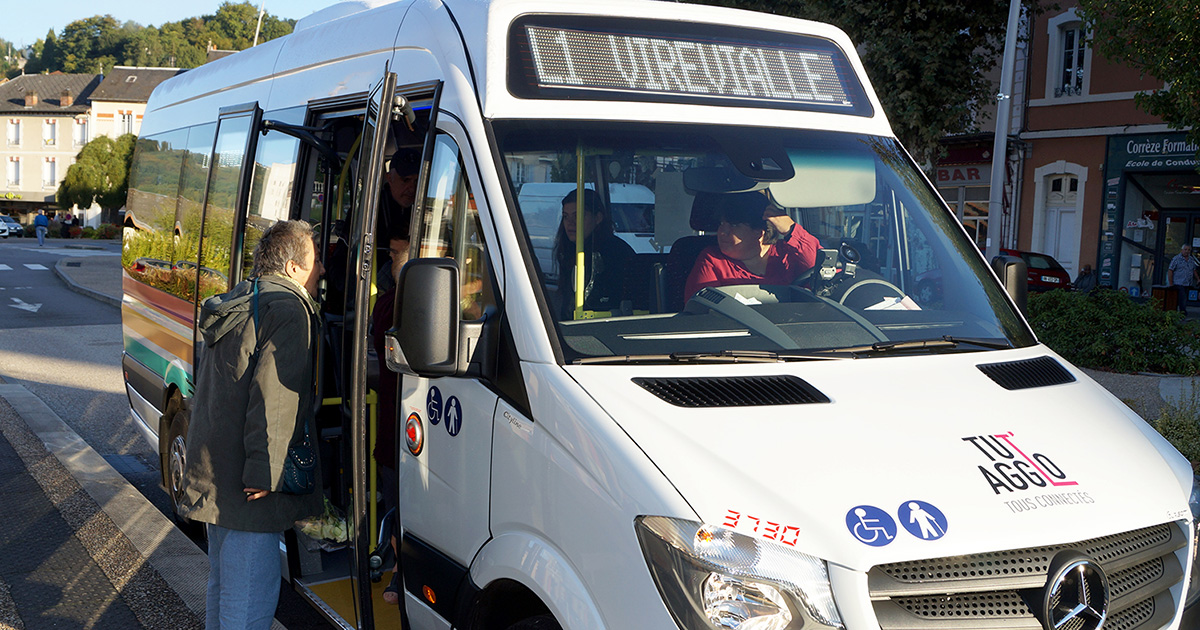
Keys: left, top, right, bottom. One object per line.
{"left": 657, "top": 192, "right": 721, "bottom": 312}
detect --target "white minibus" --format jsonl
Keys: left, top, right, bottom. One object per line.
{"left": 120, "top": 0, "right": 1200, "bottom": 628}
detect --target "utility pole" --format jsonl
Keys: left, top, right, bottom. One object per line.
{"left": 985, "top": 0, "right": 1023, "bottom": 261}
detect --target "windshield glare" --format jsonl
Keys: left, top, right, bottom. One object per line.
{"left": 496, "top": 122, "right": 1035, "bottom": 362}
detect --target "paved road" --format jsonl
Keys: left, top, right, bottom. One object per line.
{"left": 0, "top": 239, "right": 331, "bottom": 629}
{"left": 0, "top": 240, "right": 169, "bottom": 517}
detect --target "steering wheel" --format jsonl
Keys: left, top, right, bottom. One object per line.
{"left": 837, "top": 277, "right": 907, "bottom": 309}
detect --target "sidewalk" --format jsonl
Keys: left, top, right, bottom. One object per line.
{"left": 0, "top": 245, "right": 290, "bottom": 630}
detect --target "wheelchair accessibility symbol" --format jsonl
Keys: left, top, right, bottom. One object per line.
{"left": 845, "top": 505, "right": 897, "bottom": 547}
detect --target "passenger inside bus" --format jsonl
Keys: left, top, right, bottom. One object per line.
{"left": 683, "top": 191, "right": 819, "bottom": 301}
{"left": 370, "top": 223, "right": 410, "bottom": 606}
{"left": 553, "top": 188, "right": 637, "bottom": 319}
{"left": 376, "top": 148, "right": 419, "bottom": 294}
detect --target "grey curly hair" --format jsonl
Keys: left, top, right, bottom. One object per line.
{"left": 250, "top": 220, "right": 318, "bottom": 278}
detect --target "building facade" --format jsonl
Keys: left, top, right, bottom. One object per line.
{"left": 0, "top": 73, "right": 100, "bottom": 219}
{"left": 88, "top": 67, "right": 185, "bottom": 140}
{"left": 1015, "top": 0, "right": 1190, "bottom": 294}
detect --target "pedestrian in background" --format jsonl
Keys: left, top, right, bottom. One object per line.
{"left": 1167, "top": 244, "right": 1199, "bottom": 314}
{"left": 33, "top": 210, "right": 48, "bottom": 246}
{"left": 1073, "top": 264, "right": 1097, "bottom": 294}
{"left": 178, "top": 220, "right": 324, "bottom": 630}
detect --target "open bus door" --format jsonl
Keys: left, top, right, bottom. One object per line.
{"left": 286, "top": 69, "right": 405, "bottom": 630}
{"left": 342, "top": 68, "right": 398, "bottom": 630}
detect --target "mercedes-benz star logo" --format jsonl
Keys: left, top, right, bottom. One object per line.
{"left": 1039, "top": 551, "right": 1109, "bottom": 630}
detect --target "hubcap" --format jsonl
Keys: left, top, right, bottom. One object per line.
{"left": 169, "top": 434, "right": 187, "bottom": 506}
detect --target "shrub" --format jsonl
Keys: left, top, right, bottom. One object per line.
{"left": 94, "top": 223, "right": 120, "bottom": 239}
{"left": 1028, "top": 289, "right": 1200, "bottom": 374}
{"left": 81, "top": 226, "right": 96, "bottom": 239}
{"left": 1153, "top": 385, "right": 1200, "bottom": 469}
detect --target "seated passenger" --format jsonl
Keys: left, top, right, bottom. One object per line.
{"left": 553, "top": 189, "right": 635, "bottom": 318}
{"left": 683, "top": 192, "right": 818, "bottom": 300}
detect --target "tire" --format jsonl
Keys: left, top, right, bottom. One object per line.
{"left": 506, "top": 615, "right": 562, "bottom": 630}
{"left": 164, "top": 405, "right": 205, "bottom": 540}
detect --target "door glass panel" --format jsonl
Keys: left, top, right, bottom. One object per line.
{"left": 417, "top": 134, "right": 495, "bottom": 320}
{"left": 198, "top": 111, "right": 256, "bottom": 293}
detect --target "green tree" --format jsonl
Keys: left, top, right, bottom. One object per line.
{"left": 689, "top": 0, "right": 1022, "bottom": 165}
{"left": 57, "top": 134, "right": 137, "bottom": 224}
{"left": 1077, "top": 0, "right": 1200, "bottom": 157}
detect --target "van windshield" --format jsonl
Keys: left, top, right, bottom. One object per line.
{"left": 495, "top": 121, "right": 1035, "bottom": 362}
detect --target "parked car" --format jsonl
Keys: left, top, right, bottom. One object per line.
{"left": 1000, "top": 248, "right": 1072, "bottom": 292}
{"left": 0, "top": 219, "right": 9, "bottom": 239}
{"left": 0, "top": 215, "right": 21, "bottom": 238}
{"left": 912, "top": 249, "right": 1070, "bottom": 305}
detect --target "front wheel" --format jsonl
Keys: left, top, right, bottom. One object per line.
{"left": 164, "top": 406, "right": 205, "bottom": 540}
{"left": 506, "top": 615, "right": 562, "bottom": 630}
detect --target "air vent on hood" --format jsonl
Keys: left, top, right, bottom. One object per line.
{"left": 976, "top": 356, "right": 1075, "bottom": 390}
{"left": 633, "top": 375, "right": 830, "bottom": 408}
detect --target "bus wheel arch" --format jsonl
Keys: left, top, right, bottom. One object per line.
{"left": 461, "top": 578, "right": 559, "bottom": 630}
{"left": 162, "top": 392, "right": 203, "bottom": 538}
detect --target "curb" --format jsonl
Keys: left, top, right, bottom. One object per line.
{"left": 0, "top": 384, "right": 210, "bottom": 623}
{"left": 53, "top": 258, "right": 121, "bottom": 308}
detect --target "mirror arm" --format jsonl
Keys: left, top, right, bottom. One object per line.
{"left": 261, "top": 119, "right": 342, "bottom": 171}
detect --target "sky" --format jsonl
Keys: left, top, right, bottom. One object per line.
{"left": 0, "top": 0, "right": 338, "bottom": 48}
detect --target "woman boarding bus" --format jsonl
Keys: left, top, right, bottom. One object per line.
{"left": 121, "top": 0, "right": 1200, "bottom": 628}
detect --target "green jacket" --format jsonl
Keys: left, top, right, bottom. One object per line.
{"left": 179, "top": 275, "right": 323, "bottom": 532}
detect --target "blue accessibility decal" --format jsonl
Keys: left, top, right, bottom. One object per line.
{"left": 845, "top": 505, "right": 897, "bottom": 547}
{"left": 426, "top": 387, "right": 443, "bottom": 425}
{"left": 898, "top": 500, "right": 948, "bottom": 541}
{"left": 445, "top": 396, "right": 463, "bottom": 437}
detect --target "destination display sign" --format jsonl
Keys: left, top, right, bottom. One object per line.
{"left": 509, "top": 16, "right": 871, "bottom": 116}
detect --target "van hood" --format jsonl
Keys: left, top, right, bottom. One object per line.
{"left": 565, "top": 346, "right": 1193, "bottom": 570}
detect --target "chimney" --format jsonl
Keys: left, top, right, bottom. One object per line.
{"left": 24, "top": 90, "right": 37, "bottom": 107}
{"left": 60, "top": 89, "right": 72, "bottom": 107}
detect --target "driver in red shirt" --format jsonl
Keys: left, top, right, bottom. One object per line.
{"left": 684, "top": 191, "right": 819, "bottom": 301}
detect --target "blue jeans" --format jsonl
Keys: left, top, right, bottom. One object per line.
{"left": 206, "top": 525, "right": 282, "bottom": 630}
{"left": 35, "top": 225, "right": 46, "bottom": 246}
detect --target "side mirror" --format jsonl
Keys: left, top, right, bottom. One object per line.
{"left": 389, "top": 258, "right": 460, "bottom": 377}
{"left": 991, "top": 255, "right": 1028, "bottom": 314}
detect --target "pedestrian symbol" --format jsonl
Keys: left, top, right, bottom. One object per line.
{"left": 427, "top": 387, "right": 443, "bottom": 425}
{"left": 445, "top": 396, "right": 463, "bottom": 437}
{"left": 845, "top": 505, "right": 897, "bottom": 547}
{"left": 898, "top": 500, "right": 948, "bottom": 541}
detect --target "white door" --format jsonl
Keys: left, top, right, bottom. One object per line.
{"left": 398, "top": 127, "right": 499, "bottom": 576}
{"left": 1044, "top": 175, "right": 1080, "bottom": 277}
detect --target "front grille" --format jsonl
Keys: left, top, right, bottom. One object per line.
{"left": 869, "top": 523, "right": 1187, "bottom": 630}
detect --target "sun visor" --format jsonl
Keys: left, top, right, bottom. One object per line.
{"left": 769, "top": 149, "right": 876, "bottom": 208}
{"left": 682, "top": 167, "right": 761, "bottom": 194}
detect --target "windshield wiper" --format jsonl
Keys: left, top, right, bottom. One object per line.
{"left": 831, "top": 335, "right": 1013, "bottom": 356}
{"left": 573, "top": 350, "right": 845, "bottom": 365}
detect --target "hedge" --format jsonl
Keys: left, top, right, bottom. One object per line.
{"left": 1027, "top": 289, "right": 1200, "bottom": 375}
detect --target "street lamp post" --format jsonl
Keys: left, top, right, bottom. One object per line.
{"left": 986, "top": 0, "right": 1023, "bottom": 262}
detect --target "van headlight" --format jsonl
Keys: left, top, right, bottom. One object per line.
{"left": 1187, "top": 475, "right": 1200, "bottom": 607}
{"left": 635, "top": 516, "right": 843, "bottom": 630}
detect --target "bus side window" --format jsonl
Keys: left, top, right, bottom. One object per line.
{"left": 417, "top": 134, "right": 496, "bottom": 321}
{"left": 238, "top": 128, "right": 302, "bottom": 281}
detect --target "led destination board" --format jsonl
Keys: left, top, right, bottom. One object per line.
{"left": 510, "top": 17, "right": 870, "bottom": 115}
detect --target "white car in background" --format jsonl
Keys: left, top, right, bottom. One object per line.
{"left": 0, "top": 215, "right": 21, "bottom": 237}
